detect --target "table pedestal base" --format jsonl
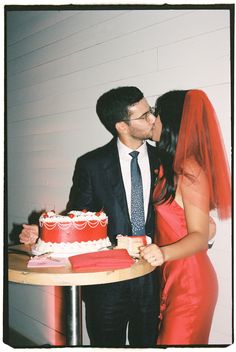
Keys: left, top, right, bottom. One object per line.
{"left": 64, "top": 286, "right": 82, "bottom": 346}
{"left": 8, "top": 251, "right": 155, "bottom": 347}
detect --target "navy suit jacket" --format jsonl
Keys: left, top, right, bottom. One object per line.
{"left": 66, "top": 138, "right": 158, "bottom": 244}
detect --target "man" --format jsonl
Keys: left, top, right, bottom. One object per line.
{"left": 20, "top": 86, "right": 160, "bottom": 347}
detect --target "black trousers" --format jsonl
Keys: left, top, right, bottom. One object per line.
{"left": 83, "top": 269, "right": 160, "bottom": 347}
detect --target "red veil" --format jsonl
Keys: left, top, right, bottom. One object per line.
{"left": 174, "top": 90, "right": 231, "bottom": 220}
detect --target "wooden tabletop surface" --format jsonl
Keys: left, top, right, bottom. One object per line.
{"left": 8, "top": 250, "right": 156, "bottom": 286}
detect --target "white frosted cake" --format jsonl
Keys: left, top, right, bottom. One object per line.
{"left": 32, "top": 210, "right": 111, "bottom": 257}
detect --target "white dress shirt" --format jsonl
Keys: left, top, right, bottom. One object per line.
{"left": 117, "top": 138, "right": 151, "bottom": 221}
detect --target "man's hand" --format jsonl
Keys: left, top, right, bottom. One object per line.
{"left": 19, "top": 224, "right": 39, "bottom": 245}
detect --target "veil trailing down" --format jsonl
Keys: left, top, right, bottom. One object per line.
{"left": 174, "top": 90, "right": 231, "bottom": 219}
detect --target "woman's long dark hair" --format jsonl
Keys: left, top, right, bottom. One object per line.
{"left": 154, "top": 90, "right": 188, "bottom": 204}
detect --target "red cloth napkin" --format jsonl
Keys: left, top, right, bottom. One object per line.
{"left": 69, "top": 249, "right": 134, "bottom": 272}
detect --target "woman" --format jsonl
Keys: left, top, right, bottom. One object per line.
{"left": 140, "top": 90, "right": 231, "bottom": 345}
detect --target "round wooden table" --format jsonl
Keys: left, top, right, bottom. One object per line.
{"left": 8, "top": 250, "right": 155, "bottom": 346}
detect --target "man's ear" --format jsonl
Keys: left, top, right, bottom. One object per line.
{"left": 115, "top": 121, "right": 129, "bottom": 134}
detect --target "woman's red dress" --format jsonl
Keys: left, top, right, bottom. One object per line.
{"left": 155, "top": 199, "right": 218, "bottom": 345}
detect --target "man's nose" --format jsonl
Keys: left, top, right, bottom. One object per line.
{"left": 148, "top": 114, "right": 156, "bottom": 124}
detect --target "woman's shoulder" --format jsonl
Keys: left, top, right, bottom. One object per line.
{"left": 181, "top": 158, "right": 202, "bottom": 178}
{"left": 178, "top": 158, "right": 208, "bottom": 191}
{"left": 182, "top": 158, "right": 202, "bottom": 175}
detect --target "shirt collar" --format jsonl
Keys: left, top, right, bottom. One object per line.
{"left": 117, "top": 138, "right": 147, "bottom": 159}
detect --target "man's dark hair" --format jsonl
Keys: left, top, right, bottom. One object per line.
{"left": 96, "top": 86, "right": 144, "bottom": 136}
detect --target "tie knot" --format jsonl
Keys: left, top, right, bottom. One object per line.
{"left": 129, "top": 151, "right": 139, "bottom": 159}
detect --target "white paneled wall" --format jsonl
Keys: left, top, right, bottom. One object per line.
{"left": 6, "top": 7, "right": 232, "bottom": 347}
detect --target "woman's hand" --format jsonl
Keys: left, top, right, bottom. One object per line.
{"left": 140, "top": 244, "right": 165, "bottom": 266}
{"left": 19, "top": 224, "right": 39, "bottom": 245}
